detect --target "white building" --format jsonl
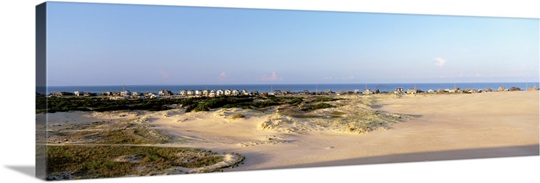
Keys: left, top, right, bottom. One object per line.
{"left": 216, "top": 90, "right": 224, "bottom": 97}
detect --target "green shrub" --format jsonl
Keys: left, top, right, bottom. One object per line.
{"left": 230, "top": 113, "right": 245, "bottom": 119}
{"left": 301, "top": 103, "right": 334, "bottom": 111}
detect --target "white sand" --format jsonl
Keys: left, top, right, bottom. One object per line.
{"left": 42, "top": 91, "right": 539, "bottom": 171}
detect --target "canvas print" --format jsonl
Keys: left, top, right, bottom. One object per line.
{"left": 36, "top": 2, "right": 539, "bottom": 181}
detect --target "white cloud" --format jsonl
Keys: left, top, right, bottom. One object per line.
{"left": 218, "top": 72, "right": 227, "bottom": 81}
{"left": 261, "top": 71, "right": 283, "bottom": 81}
{"left": 434, "top": 57, "right": 447, "bottom": 67}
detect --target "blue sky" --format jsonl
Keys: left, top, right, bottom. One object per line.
{"left": 47, "top": 2, "right": 539, "bottom": 86}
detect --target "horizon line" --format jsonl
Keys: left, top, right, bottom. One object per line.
{"left": 46, "top": 81, "right": 540, "bottom": 87}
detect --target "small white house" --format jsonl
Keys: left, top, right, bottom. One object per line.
{"left": 241, "top": 90, "right": 249, "bottom": 96}
{"left": 224, "top": 89, "right": 232, "bottom": 96}
{"left": 216, "top": 90, "right": 224, "bottom": 97}
{"left": 362, "top": 89, "right": 372, "bottom": 95}
{"left": 194, "top": 90, "right": 202, "bottom": 96}
{"left": 232, "top": 90, "right": 240, "bottom": 96}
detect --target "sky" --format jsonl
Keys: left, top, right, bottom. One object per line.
{"left": 46, "top": 2, "right": 539, "bottom": 86}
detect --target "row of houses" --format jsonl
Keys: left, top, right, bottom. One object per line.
{"left": 179, "top": 89, "right": 252, "bottom": 97}
{"left": 50, "top": 85, "right": 538, "bottom": 98}
{"left": 390, "top": 86, "right": 533, "bottom": 95}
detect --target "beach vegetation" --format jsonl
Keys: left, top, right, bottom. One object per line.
{"left": 46, "top": 145, "right": 230, "bottom": 180}
{"left": 312, "top": 96, "right": 339, "bottom": 102}
{"left": 47, "top": 119, "right": 171, "bottom": 144}
{"left": 230, "top": 113, "right": 245, "bottom": 119}
{"left": 301, "top": 103, "right": 334, "bottom": 111}
{"left": 40, "top": 94, "right": 336, "bottom": 114}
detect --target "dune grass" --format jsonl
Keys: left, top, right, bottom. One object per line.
{"left": 47, "top": 119, "right": 171, "bottom": 144}
{"left": 230, "top": 113, "right": 245, "bottom": 119}
{"left": 46, "top": 145, "right": 228, "bottom": 180}
{"left": 259, "top": 95, "right": 413, "bottom": 134}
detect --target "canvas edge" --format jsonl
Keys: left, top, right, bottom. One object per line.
{"left": 36, "top": 2, "right": 47, "bottom": 180}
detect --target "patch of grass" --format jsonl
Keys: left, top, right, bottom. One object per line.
{"left": 46, "top": 145, "right": 231, "bottom": 180}
{"left": 230, "top": 113, "right": 245, "bottom": 120}
{"left": 329, "top": 111, "right": 346, "bottom": 117}
{"left": 100, "top": 127, "right": 168, "bottom": 144}
{"left": 47, "top": 120, "right": 171, "bottom": 144}
{"left": 301, "top": 103, "right": 334, "bottom": 111}
{"left": 286, "top": 98, "right": 304, "bottom": 106}
{"left": 312, "top": 96, "right": 339, "bottom": 102}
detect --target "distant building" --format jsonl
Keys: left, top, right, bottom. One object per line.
{"left": 449, "top": 88, "right": 461, "bottom": 93}
{"left": 120, "top": 90, "right": 131, "bottom": 97}
{"left": 326, "top": 89, "right": 333, "bottom": 94}
{"left": 209, "top": 90, "right": 216, "bottom": 97}
{"left": 241, "top": 89, "right": 250, "bottom": 96}
{"left": 232, "top": 90, "right": 240, "bottom": 96}
{"left": 50, "top": 92, "right": 63, "bottom": 97}
{"left": 82, "top": 92, "right": 95, "bottom": 97}
{"left": 224, "top": 89, "right": 232, "bottom": 96}
{"left": 194, "top": 90, "right": 202, "bottom": 96}
{"left": 394, "top": 88, "right": 404, "bottom": 94}
{"left": 508, "top": 87, "right": 521, "bottom": 91}
{"left": 406, "top": 88, "right": 419, "bottom": 94}
{"left": 158, "top": 90, "right": 173, "bottom": 96}
{"left": 216, "top": 89, "right": 224, "bottom": 97}
{"left": 527, "top": 86, "right": 539, "bottom": 91}
{"left": 362, "top": 89, "right": 373, "bottom": 95}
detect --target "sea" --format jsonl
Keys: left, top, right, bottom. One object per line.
{"left": 45, "top": 82, "right": 539, "bottom": 94}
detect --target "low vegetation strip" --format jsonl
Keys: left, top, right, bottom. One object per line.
{"left": 46, "top": 145, "right": 244, "bottom": 180}
{"left": 47, "top": 120, "right": 171, "bottom": 144}
{"left": 38, "top": 95, "right": 343, "bottom": 113}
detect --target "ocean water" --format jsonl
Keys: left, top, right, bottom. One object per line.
{"left": 46, "top": 82, "right": 539, "bottom": 94}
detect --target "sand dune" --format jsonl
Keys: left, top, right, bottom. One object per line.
{"left": 41, "top": 91, "right": 539, "bottom": 172}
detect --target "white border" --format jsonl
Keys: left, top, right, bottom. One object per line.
{"left": 0, "top": 1, "right": 538, "bottom": 183}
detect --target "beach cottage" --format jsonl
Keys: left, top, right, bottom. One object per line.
{"left": 224, "top": 89, "right": 232, "bottom": 96}
{"left": 202, "top": 90, "right": 209, "bottom": 97}
{"left": 216, "top": 89, "right": 224, "bottom": 97}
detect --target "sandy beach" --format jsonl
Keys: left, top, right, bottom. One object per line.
{"left": 41, "top": 91, "right": 539, "bottom": 173}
